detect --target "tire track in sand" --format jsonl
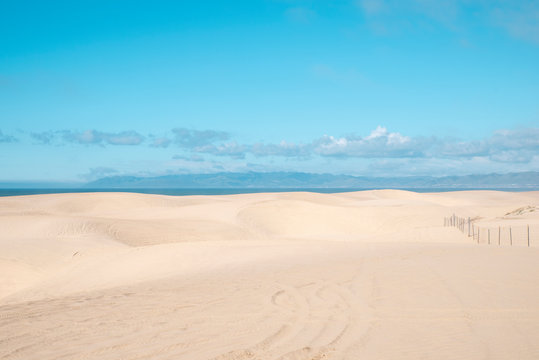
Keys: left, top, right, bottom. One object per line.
{"left": 211, "top": 266, "right": 376, "bottom": 360}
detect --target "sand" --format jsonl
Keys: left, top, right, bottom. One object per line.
{"left": 1, "top": 190, "right": 539, "bottom": 359}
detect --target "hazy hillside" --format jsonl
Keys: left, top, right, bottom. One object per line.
{"left": 85, "top": 171, "right": 539, "bottom": 189}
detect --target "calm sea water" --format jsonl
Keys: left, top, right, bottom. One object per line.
{"left": 0, "top": 188, "right": 536, "bottom": 197}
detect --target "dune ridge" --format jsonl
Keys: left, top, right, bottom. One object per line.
{"left": 1, "top": 190, "right": 539, "bottom": 359}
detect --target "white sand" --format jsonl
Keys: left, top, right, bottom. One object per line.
{"left": 1, "top": 190, "right": 539, "bottom": 359}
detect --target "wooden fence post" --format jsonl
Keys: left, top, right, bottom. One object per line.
{"left": 468, "top": 217, "right": 470, "bottom": 237}
{"left": 510, "top": 227, "right": 512, "bottom": 246}
{"left": 489, "top": 228, "right": 491, "bottom": 245}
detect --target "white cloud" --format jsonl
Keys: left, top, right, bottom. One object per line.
{"left": 314, "top": 127, "right": 420, "bottom": 158}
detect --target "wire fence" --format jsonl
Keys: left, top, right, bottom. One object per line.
{"left": 444, "top": 213, "right": 536, "bottom": 247}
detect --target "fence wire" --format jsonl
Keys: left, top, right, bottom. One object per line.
{"left": 444, "top": 214, "right": 536, "bottom": 247}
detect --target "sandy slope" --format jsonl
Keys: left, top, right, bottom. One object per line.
{"left": 1, "top": 190, "right": 539, "bottom": 359}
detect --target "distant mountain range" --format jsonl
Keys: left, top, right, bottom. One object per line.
{"left": 83, "top": 171, "right": 539, "bottom": 189}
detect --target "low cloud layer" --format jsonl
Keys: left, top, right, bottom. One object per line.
{"left": 8, "top": 126, "right": 539, "bottom": 169}
{"left": 80, "top": 167, "right": 118, "bottom": 181}
{"left": 31, "top": 131, "right": 55, "bottom": 144}
{"left": 0, "top": 130, "right": 17, "bottom": 143}
{"left": 185, "top": 126, "right": 539, "bottom": 166}
{"left": 62, "top": 130, "right": 145, "bottom": 146}
{"left": 30, "top": 129, "right": 145, "bottom": 146}
{"left": 26, "top": 128, "right": 230, "bottom": 148}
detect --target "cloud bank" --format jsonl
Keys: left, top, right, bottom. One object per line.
{"left": 8, "top": 126, "right": 539, "bottom": 175}
{"left": 180, "top": 126, "right": 539, "bottom": 166}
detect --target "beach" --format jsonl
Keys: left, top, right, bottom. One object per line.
{"left": 1, "top": 190, "right": 539, "bottom": 359}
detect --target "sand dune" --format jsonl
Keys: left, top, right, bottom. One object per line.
{"left": 1, "top": 190, "right": 539, "bottom": 359}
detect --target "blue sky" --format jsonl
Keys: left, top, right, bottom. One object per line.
{"left": 1, "top": 0, "right": 538, "bottom": 182}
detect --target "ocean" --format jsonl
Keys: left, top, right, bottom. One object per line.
{"left": 0, "top": 188, "right": 536, "bottom": 197}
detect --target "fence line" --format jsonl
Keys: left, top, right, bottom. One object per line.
{"left": 444, "top": 213, "right": 534, "bottom": 247}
